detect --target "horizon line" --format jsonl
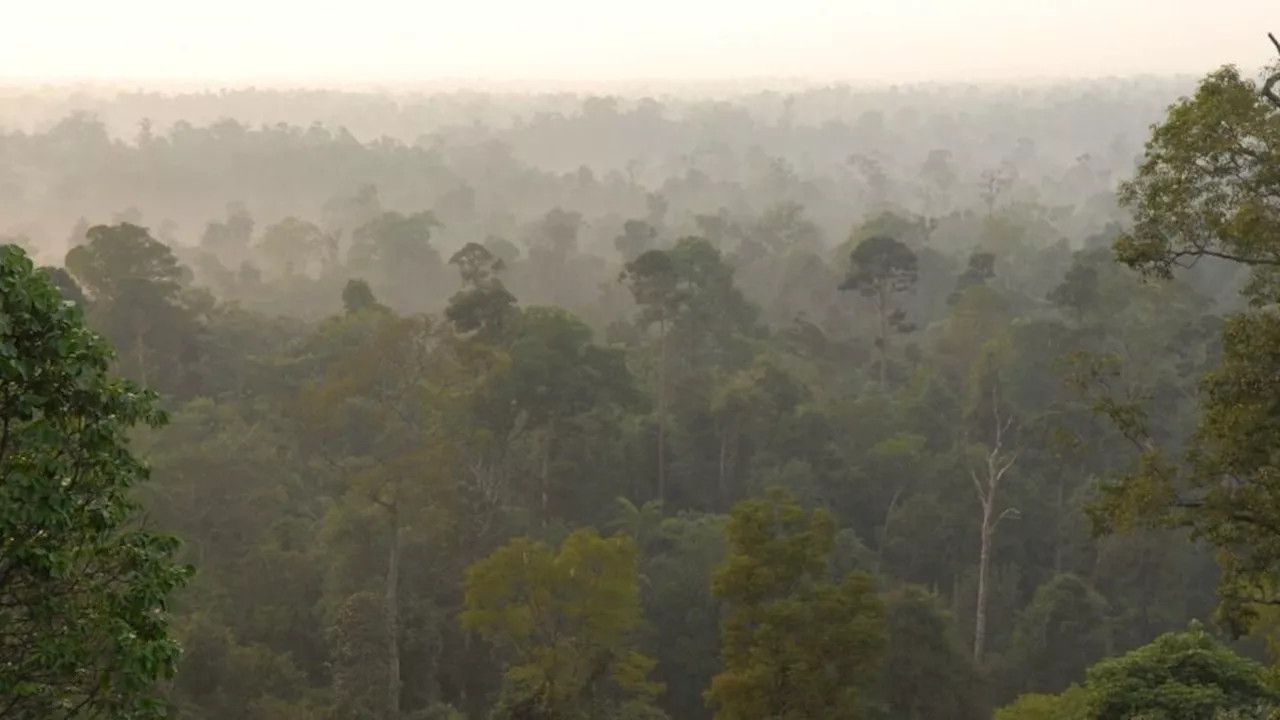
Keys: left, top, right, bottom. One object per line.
{"left": 0, "top": 71, "right": 1213, "bottom": 97}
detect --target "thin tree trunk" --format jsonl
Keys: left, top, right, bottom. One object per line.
{"left": 656, "top": 317, "right": 667, "bottom": 506}
{"left": 974, "top": 504, "right": 993, "bottom": 664}
{"left": 386, "top": 511, "right": 402, "bottom": 720}
{"left": 877, "top": 283, "right": 889, "bottom": 384}
{"left": 875, "top": 485, "right": 905, "bottom": 575}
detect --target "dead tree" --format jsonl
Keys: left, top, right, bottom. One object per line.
{"left": 970, "top": 385, "right": 1020, "bottom": 664}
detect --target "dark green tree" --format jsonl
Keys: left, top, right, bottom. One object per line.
{"left": 445, "top": 242, "right": 517, "bottom": 338}
{"left": 621, "top": 249, "right": 684, "bottom": 506}
{"left": 65, "top": 223, "right": 204, "bottom": 398}
{"left": 1047, "top": 255, "right": 1101, "bottom": 323}
{"left": 881, "top": 586, "right": 984, "bottom": 720}
{"left": 840, "top": 235, "right": 919, "bottom": 384}
{"left": 1006, "top": 574, "right": 1112, "bottom": 696}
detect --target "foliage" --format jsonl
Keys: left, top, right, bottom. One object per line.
{"left": 994, "top": 685, "right": 1090, "bottom": 720}
{"left": 1, "top": 61, "right": 1267, "bottom": 720}
{"left": 707, "top": 488, "right": 886, "bottom": 719}
{"left": 1088, "top": 49, "right": 1280, "bottom": 638}
{"left": 0, "top": 244, "right": 192, "bottom": 719}
{"left": 461, "top": 529, "right": 665, "bottom": 720}
{"left": 1006, "top": 573, "right": 1113, "bottom": 696}
{"left": 1084, "top": 622, "right": 1277, "bottom": 720}
{"left": 881, "top": 585, "right": 984, "bottom": 720}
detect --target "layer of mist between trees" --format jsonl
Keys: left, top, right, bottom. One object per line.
{"left": 1, "top": 78, "right": 1193, "bottom": 271}
{"left": 5, "top": 63, "right": 1280, "bottom": 720}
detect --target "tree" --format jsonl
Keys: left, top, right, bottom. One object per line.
{"left": 528, "top": 207, "right": 583, "bottom": 264}
{"left": 200, "top": 202, "right": 255, "bottom": 267}
{"left": 300, "top": 307, "right": 464, "bottom": 719}
{"left": 445, "top": 242, "right": 517, "bottom": 339}
{"left": 347, "top": 211, "right": 443, "bottom": 311}
{"left": 994, "top": 685, "right": 1090, "bottom": 720}
{"left": 707, "top": 488, "right": 886, "bottom": 719}
{"left": 614, "top": 220, "right": 659, "bottom": 262}
{"left": 256, "top": 216, "right": 335, "bottom": 277}
{"left": 996, "top": 624, "right": 1277, "bottom": 719}
{"left": 1085, "top": 622, "right": 1276, "bottom": 720}
{"left": 39, "top": 266, "right": 87, "bottom": 309}
{"left": 920, "top": 149, "right": 958, "bottom": 215}
{"left": 1047, "top": 254, "right": 1101, "bottom": 323}
{"left": 1086, "top": 36, "right": 1280, "bottom": 636}
{"left": 948, "top": 251, "right": 996, "bottom": 306}
{"left": 840, "top": 235, "right": 919, "bottom": 384}
{"left": 1115, "top": 45, "right": 1280, "bottom": 281}
{"left": 709, "top": 359, "right": 809, "bottom": 508}
{"left": 329, "top": 591, "right": 393, "bottom": 720}
{"left": 620, "top": 250, "right": 683, "bottom": 506}
{"left": 341, "top": 278, "right": 386, "bottom": 315}
{"left": 979, "top": 164, "right": 1016, "bottom": 216}
{"left": 969, "top": 381, "right": 1021, "bottom": 665}
{"left": 747, "top": 202, "right": 822, "bottom": 255}
{"left": 1006, "top": 574, "right": 1112, "bottom": 696}
{"left": 848, "top": 154, "right": 892, "bottom": 210}
{"left": 487, "top": 306, "right": 640, "bottom": 522}
{"left": 631, "top": 511, "right": 728, "bottom": 720}
{"left": 461, "top": 529, "right": 664, "bottom": 720}
{"left": 0, "top": 244, "right": 192, "bottom": 719}
{"left": 64, "top": 222, "right": 201, "bottom": 395}
{"left": 881, "top": 586, "right": 984, "bottom": 720}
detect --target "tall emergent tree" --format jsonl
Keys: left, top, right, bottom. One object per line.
{"left": 0, "top": 244, "right": 192, "bottom": 719}
{"left": 839, "top": 234, "right": 919, "bottom": 384}
{"left": 64, "top": 222, "right": 201, "bottom": 396}
{"left": 621, "top": 249, "right": 684, "bottom": 506}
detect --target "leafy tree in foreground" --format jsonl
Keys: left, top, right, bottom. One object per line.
{"left": 0, "top": 244, "right": 192, "bottom": 719}
{"left": 1084, "top": 622, "right": 1276, "bottom": 720}
{"left": 707, "top": 488, "right": 886, "bottom": 719}
{"left": 996, "top": 623, "right": 1277, "bottom": 720}
{"left": 993, "top": 685, "right": 1089, "bottom": 720}
{"left": 461, "top": 528, "right": 665, "bottom": 720}
{"left": 1087, "top": 39, "right": 1280, "bottom": 636}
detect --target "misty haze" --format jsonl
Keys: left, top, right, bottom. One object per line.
{"left": 3, "top": 2, "right": 1280, "bottom": 719}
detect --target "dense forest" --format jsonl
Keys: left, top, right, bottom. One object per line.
{"left": 4, "top": 48, "right": 1280, "bottom": 720}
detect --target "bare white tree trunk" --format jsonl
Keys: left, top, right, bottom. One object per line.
{"left": 971, "top": 386, "right": 1020, "bottom": 665}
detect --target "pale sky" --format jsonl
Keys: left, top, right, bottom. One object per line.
{"left": 1, "top": 0, "right": 1275, "bottom": 87}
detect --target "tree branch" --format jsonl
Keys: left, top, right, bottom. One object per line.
{"left": 971, "top": 467, "right": 988, "bottom": 505}
{"left": 1263, "top": 33, "right": 1280, "bottom": 109}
